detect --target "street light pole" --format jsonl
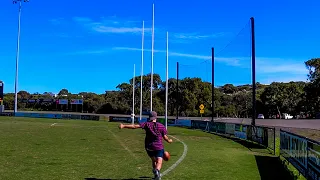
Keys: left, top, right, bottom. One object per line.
{"left": 13, "top": 0, "right": 29, "bottom": 115}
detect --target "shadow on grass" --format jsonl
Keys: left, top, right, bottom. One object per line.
{"left": 255, "top": 155, "right": 294, "bottom": 180}
{"left": 84, "top": 176, "right": 152, "bottom": 180}
{"left": 232, "top": 138, "right": 266, "bottom": 150}
{"left": 212, "top": 133, "right": 295, "bottom": 180}
{"left": 213, "top": 133, "right": 269, "bottom": 151}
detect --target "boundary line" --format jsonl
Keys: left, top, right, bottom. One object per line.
{"left": 48, "top": 123, "right": 138, "bottom": 159}
{"left": 161, "top": 135, "right": 188, "bottom": 177}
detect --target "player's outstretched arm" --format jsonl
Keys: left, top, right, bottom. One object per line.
{"left": 119, "top": 123, "right": 141, "bottom": 129}
{"left": 163, "top": 134, "right": 173, "bottom": 143}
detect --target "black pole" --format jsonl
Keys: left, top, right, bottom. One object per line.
{"left": 211, "top": 47, "right": 214, "bottom": 122}
{"left": 251, "top": 17, "right": 256, "bottom": 126}
{"left": 273, "top": 127, "right": 276, "bottom": 155}
{"left": 176, "top": 62, "right": 179, "bottom": 119}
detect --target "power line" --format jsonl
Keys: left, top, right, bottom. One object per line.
{"left": 179, "top": 19, "right": 251, "bottom": 67}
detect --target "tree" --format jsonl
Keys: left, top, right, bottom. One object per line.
{"left": 221, "top": 84, "right": 237, "bottom": 94}
{"left": 260, "top": 83, "right": 286, "bottom": 118}
{"left": 305, "top": 58, "right": 320, "bottom": 82}
{"left": 233, "top": 91, "right": 251, "bottom": 118}
{"left": 58, "top": 89, "right": 69, "bottom": 96}
{"left": 1, "top": 64, "right": 317, "bottom": 119}
{"left": 260, "top": 82, "right": 305, "bottom": 118}
{"left": 304, "top": 58, "right": 320, "bottom": 117}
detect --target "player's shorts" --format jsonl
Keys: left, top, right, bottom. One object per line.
{"left": 146, "top": 148, "right": 164, "bottom": 158}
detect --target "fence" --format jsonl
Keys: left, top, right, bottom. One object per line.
{"left": 0, "top": 112, "right": 14, "bottom": 116}
{"left": 0, "top": 112, "right": 101, "bottom": 121}
{"left": 280, "top": 129, "right": 320, "bottom": 180}
{"left": 190, "top": 120, "right": 276, "bottom": 155}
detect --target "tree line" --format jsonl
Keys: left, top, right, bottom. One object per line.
{"left": 3, "top": 58, "right": 320, "bottom": 119}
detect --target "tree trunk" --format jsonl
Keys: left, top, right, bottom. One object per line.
{"left": 277, "top": 106, "right": 281, "bottom": 119}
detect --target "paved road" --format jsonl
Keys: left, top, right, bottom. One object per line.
{"left": 4, "top": 110, "right": 320, "bottom": 130}
{"left": 216, "top": 118, "right": 320, "bottom": 130}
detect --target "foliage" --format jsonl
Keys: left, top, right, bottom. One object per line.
{"left": 3, "top": 58, "right": 320, "bottom": 118}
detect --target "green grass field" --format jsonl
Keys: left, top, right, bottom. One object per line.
{"left": 0, "top": 117, "right": 293, "bottom": 180}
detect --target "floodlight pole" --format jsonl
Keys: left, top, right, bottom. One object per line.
{"left": 13, "top": 0, "right": 29, "bottom": 115}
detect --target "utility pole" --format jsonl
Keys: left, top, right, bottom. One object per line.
{"left": 250, "top": 17, "right": 256, "bottom": 126}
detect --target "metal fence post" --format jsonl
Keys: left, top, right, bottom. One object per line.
{"left": 273, "top": 127, "right": 276, "bottom": 155}
{"left": 306, "top": 137, "right": 309, "bottom": 179}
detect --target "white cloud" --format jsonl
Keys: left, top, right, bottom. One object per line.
{"left": 66, "top": 49, "right": 111, "bottom": 55}
{"left": 73, "top": 16, "right": 152, "bottom": 34}
{"left": 260, "top": 75, "right": 308, "bottom": 85}
{"left": 111, "top": 47, "right": 240, "bottom": 66}
{"left": 72, "top": 16, "right": 226, "bottom": 41}
{"left": 68, "top": 46, "right": 308, "bottom": 83}
{"left": 93, "top": 26, "right": 146, "bottom": 34}
{"left": 111, "top": 47, "right": 308, "bottom": 75}
{"left": 255, "top": 57, "right": 308, "bottom": 83}
{"left": 172, "top": 32, "right": 226, "bottom": 40}
{"left": 113, "top": 47, "right": 157, "bottom": 52}
{"left": 256, "top": 58, "right": 308, "bottom": 75}
{"left": 259, "top": 64, "right": 307, "bottom": 74}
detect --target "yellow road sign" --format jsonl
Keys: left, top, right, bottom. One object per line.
{"left": 200, "top": 109, "right": 204, "bottom": 114}
{"left": 199, "top": 104, "right": 204, "bottom": 110}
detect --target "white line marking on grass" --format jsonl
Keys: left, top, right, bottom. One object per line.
{"left": 107, "top": 128, "right": 138, "bottom": 160}
{"left": 161, "top": 135, "right": 188, "bottom": 177}
{"left": 48, "top": 123, "right": 137, "bottom": 159}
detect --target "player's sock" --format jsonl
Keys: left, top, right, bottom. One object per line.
{"left": 154, "top": 169, "right": 161, "bottom": 180}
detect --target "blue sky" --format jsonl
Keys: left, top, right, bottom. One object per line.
{"left": 0, "top": 0, "right": 319, "bottom": 94}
